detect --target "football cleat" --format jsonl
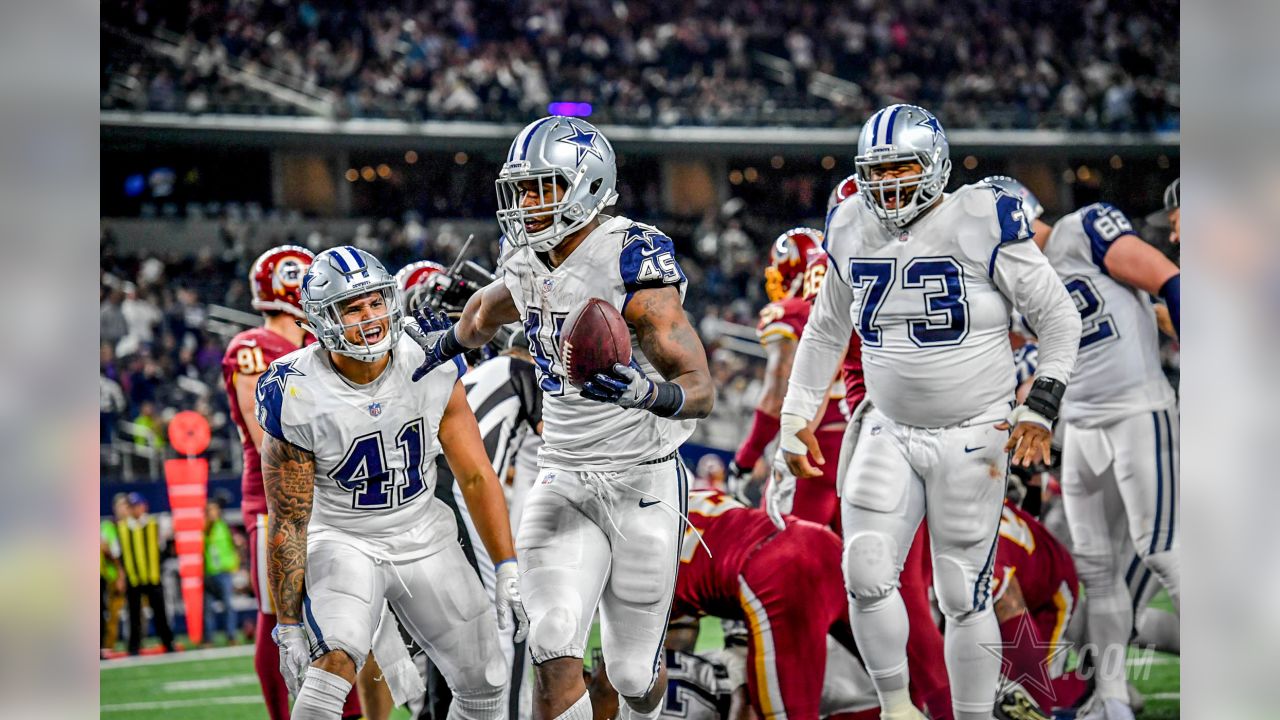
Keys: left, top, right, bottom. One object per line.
{"left": 995, "top": 680, "right": 1052, "bottom": 720}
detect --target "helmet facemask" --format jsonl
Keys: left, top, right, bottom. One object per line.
{"left": 303, "top": 283, "right": 404, "bottom": 363}
{"left": 855, "top": 149, "right": 951, "bottom": 229}
{"left": 496, "top": 164, "right": 610, "bottom": 253}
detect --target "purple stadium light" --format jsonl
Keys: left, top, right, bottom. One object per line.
{"left": 547, "top": 102, "right": 593, "bottom": 117}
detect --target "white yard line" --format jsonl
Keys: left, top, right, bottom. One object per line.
{"left": 1149, "top": 692, "right": 1181, "bottom": 700}
{"left": 101, "top": 695, "right": 263, "bottom": 712}
{"left": 1126, "top": 654, "right": 1176, "bottom": 667}
{"left": 100, "top": 644, "right": 255, "bottom": 670}
{"left": 163, "top": 673, "right": 260, "bottom": 692}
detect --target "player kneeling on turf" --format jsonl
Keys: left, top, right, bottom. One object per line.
{"left": 258, "top": 246, "right": 527, "bottom": 720}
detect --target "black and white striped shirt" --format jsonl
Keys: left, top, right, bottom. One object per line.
{"left": 461, "top": 354, "right": 542, "bottom": 481}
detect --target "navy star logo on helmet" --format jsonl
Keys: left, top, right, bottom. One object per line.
{"left": 556, "top": 122, "right": 604, "bottom": 165}
{"left": 916, "top": 113, "right": 944, "bottom": 141}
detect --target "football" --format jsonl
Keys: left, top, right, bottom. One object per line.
{"left": 561, "top": 297, "right": 632, "bottom": 388}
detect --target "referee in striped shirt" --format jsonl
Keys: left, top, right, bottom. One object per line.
{"left": 408, "top": 330, "right": 543, "bottom": 720}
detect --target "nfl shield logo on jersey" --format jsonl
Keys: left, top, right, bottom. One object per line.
{"left": 368, "top": 402, "right": 382, "bottom": 417}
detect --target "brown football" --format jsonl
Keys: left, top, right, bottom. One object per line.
{"left": 561, "top": 297, "right": 632, "bottom": 389}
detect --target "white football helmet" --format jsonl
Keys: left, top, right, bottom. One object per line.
{"left": 855, "top": 104, "right": 952, "bottom": 229}
{"left": 301, "top": 246, "right": 404, "bottom": 363}
{"left": 495, "top": 116, "right": 619, "bottom": 252}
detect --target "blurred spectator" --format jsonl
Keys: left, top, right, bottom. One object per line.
{"left": 100, "top": 493, "right": 129, "bottom": 653}
{"left": 119, "top": 493, "right": 175, "bottom": 655}
{"left": 204, "top": 497, "right": 241, "bottom": 645}
{"left": 131, "top": 400, "right": 167, "bottom": 451}
{"left": 101, "top": 0, "right": 1179, "bottom": 131}
{"left": 694, "top": 453, "right": 728, "bottom": 492}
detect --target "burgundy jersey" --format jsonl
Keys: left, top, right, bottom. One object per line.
{"left": 842, "top": 329, "right": 865, "bottom": 414}
{"left": 221, "top": 327, "right": 308, "bottom": 516}
{"left": 675, "top": 489, "right": 782, "bottom": 620}
{"left": 756, "top": 298, "right": 848, "bottom": 428}
{"left": 992, "top": 500, "right": 1079, "bottom": 612}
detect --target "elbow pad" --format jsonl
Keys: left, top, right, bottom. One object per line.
{"left": 1159, "top": 273, "right": 1180, "bottom": 335}
{"left": 1024, "top": 377, "right": 1067, "bottom": 425}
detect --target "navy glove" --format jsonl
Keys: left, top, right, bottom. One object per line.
{"left": 403, "top": 310, "right": 465, "bottom": 381}
{"left": 580, "top": 363, "right": 656, "bottom": 408}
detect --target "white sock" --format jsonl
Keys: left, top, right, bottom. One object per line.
{"left": 943, "top": 606, "right": 1000, "bottom": 720}
{"left": 850, "top": 591, "right": 911, "bottom": 700}
{"left": 1078, "top": 554, "right": 1133, "bottom": 701}
{"left": 291, "top": 667, "right": 351, "bottom": 720}
{"left": 554, "top": 691, "right": 592, "bottom": 720}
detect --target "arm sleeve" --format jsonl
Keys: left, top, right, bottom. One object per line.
{"left": 1080, "top": 203, "right": 1138, "bottom": 275}
{"left": 619, "top": 227, "right": 688, "bottom": 311}
{"left": 254, "top": 366, "right": 313, "bottom": 451}
{"left": 510, "top": 358, "right": 543, "bottom": 432}
{"left": 780, "top": 262, "right": 855, "bottom": 421}
{"left": 991, "top": 241, "right": 1082, "bottom": 385}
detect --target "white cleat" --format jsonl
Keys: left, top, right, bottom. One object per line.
{"left": 1075, "top": 695, "right": 1135, "bottom": 720}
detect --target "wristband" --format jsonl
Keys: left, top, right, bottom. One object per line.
{"left": 647, "top": 382, "right": 685, "bottom": 418}
{"left": 440, "top": 326, "right": 467, "bottom": 358}
{"left": 778, "top": 413, "right": 809, "bottom": 455}
{"left": 494, "top": 557, "right": 516, "bottom": 570}
{"left": 1024, "top": 376, "right": 1066, "bottom": 424}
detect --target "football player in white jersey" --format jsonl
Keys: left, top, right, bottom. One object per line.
{"left": 405, "top": 116, "right": 713, "bottom": 720}
{"left": 257, "top": 246, "right": 527, "bottom": 720}
{"left": 998, "top": 176, "right": 1179, "bottom": 720}
{"left": 773, "top": 105, "right": 1082, "bottom": 720}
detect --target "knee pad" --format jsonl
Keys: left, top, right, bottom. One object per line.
{"left": 529, "top": 604, "right": 582, "bottom": 663}
{"left": 607, "top": 655, "right": 660, "bottom": 699}
{"left": 842, "top": 531, "right": 899, "bottom": 600}
{"left": 933, "top": 554, "right": 985, "bottom": 620}
{"left": 1140, "top": 550, "right": 1180, "bottom": 611}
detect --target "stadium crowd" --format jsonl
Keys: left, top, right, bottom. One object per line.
{"left": 103, "top": 0, "right": 1178, "bottom": 130}
{"left": 99, "top": 214, "right": 772, "bottom": 479}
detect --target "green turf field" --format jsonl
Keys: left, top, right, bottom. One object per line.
{"left": 101, "top": 615, "right": 1178, "bottom": 719}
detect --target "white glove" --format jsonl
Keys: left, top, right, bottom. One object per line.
{"left": 1005, "top": 403, "right": 1053, "bottom": 432}
{"left": 495, "top": 560, "right": 530, "bottom": 643}
{"left": 272, "top": 622, "right": 311, "bottom": 697}
{"left": 765, "top": 452, "right": 797, "bottom": 531}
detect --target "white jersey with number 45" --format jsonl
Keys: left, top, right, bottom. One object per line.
{"left": 255, "top": 334, "right": 465, "bottom": 561}
{"left": 1044, "top": 203, "right": 1175, "bottom": 426}
{"left": 500, "top": 214, "right": 695, "bottom": 471}
{"left": 785, "top": 183, "right": 1080, "bottom": 428}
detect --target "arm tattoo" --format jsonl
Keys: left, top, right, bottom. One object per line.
{"left": 262, "top": 434, "right": 315, "bottom": 623}
{"left": 631, "top": 289, "right": 714, "bottom": 418}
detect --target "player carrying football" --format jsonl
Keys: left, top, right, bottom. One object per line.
{"left": 257, "top": 246, "right": 526, "bottom": 720}
{"left": 406, "top": 116, "right": 713, "bottom": 720}
{"left": 776, "top": 104, "right": 1082, "bottom": 720}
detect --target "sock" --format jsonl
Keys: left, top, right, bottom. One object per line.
{"left": 554, "top": 691, "right": 592, "bottom": 720}
{"left": 449, "top": 687, "right": 505, "bottom": 720}
{"left": 1077, "top": 554, "right": 1132, "bottom": 702}
{"left": 943, "top": 606, "right": 1000, "bottom": 720}
{"left": 255, "top": 613, "right": 292, "bottom": 720}
{"left": 849, "top": 592, "right": 912, "bottom": 707}
{"left": 292, "top": 667, "right": 353, "bottom": 720}
{"left": 1141, "top": 551, "right": 1180, "bottom": 615}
